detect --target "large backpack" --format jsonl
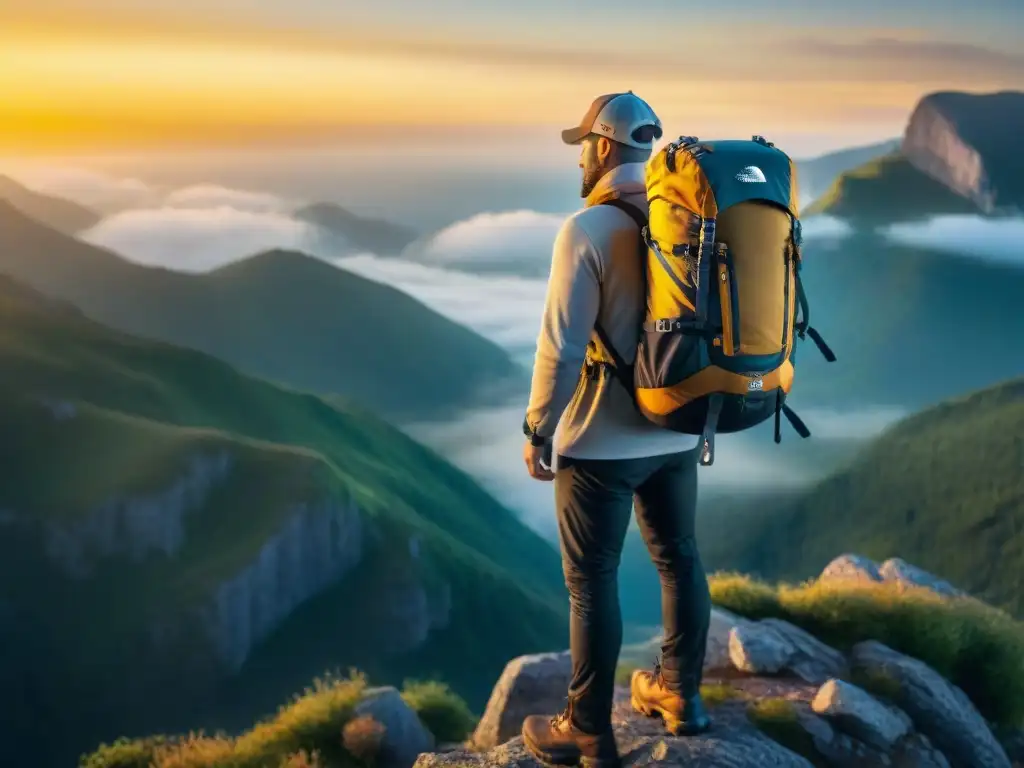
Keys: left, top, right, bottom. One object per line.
{"left": 592, "top": 135, "right": 836, "bottom": 466}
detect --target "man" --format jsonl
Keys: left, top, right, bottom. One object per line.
{"left": 520, "top": 92, "right": 712, "bottom": 768}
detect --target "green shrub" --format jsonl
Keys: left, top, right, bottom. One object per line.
{"left": 711, "top": 573, "right": 1024, "bottom": 727}
{"left": 79, "top": 673, "right": 367, "bottom": 768}
{"left": 400, "top": 680, "right": 478, "bottom": 743}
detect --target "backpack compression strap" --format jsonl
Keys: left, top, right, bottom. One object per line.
{"left": 591, "top": 199, "right": 648, "bottom": 400}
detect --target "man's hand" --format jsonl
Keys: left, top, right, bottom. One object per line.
{"left": 523, "top": 439, "right": 555, "bottom": 481}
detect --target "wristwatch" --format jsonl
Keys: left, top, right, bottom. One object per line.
{"left": 522, "top": 417, "right": 549, "bottom": 446}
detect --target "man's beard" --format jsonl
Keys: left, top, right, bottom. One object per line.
{"left": 580, "top": 164, "right": 603, "bottom": 198}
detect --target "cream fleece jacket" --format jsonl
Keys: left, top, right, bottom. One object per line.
{"left": 525, "top": 162, "right": 699, "bottom": 460}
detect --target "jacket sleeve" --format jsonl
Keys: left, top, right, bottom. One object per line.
{"left": 524, "top": 216, "right": 602, "bottom": 439}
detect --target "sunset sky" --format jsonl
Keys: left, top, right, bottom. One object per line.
{"left": 2, "top": 0, "right": 1022, "bottom": 154}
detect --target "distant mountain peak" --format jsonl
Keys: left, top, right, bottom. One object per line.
{"left": 0, "top": 175, "right": 101, "bottom": 234}
{"left": 293, "top": 201, "right": 418, "bottom": 255}
{"left": 903, "top": 89, "right": 1024, "bottom": 214}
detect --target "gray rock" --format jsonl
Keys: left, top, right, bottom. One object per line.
{"left": 418, "top": 725, "right": 814, "bottom": 768}
{"left": 729, "top": 622, "right": 794, "bottom": 675}
{"left": 851, "top": 641, "right": 1010, "bottom": 768}
{"left": 706, "top": 607, "right": 755, "bottom": 672}
{"left": 470, "top": 652, "right": 573, "bottom": 750}
{"left": 812, "top": 678, "right": 912, "bottom": 751}
{"left": 878, "top": 559, "right": 965, "bottom": 599}
{"left": 999, "top": 727, "right": 1024, "bottom": 764}
{"left": 761, "top": 619, "right": 848, "bottom": 685}
{"left": 819, "top": 554, "right": 885, "bottom": 584}
{"left": 795, "top": 709, "right": 892, "bottom": 767}
{"left": 355, "top": 686, "right": 435, "bottom": 768}
{"left": 893, "top": 733, "right": 952, "bottom": 768}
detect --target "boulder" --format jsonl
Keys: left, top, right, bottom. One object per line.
{"left": 811, "top": 678, "right": 912, "bottom": 751}
{"left": 706, "top": 607, "right": 754, "bottom": 672}
{"left": 354, "top": 686, "right": 435, "bottom": 768}
{"left": 819, "top": 554, "right": 885, "bottom": 584}
{"left": 797, "top": 705, "right": 950, "bottom": 768}
{"left": 729, "top": 623, "right": 793, "bottom": 676}
{"left": 851, "top": 641, "right": 1011, "bottom": 768}
{"left": 878, "top": 558, "right": 965, "bottom": 599}
{"left": 760, "top": 619, "right": 848, "bottom": 685}
{"left": 469, "top": 651, "right": 572, "bottom": 750}
{"left": 895, "top": 733, "right": 953, "bottom": 768}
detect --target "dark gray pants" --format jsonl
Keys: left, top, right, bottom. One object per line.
{"left": 555, "top": 448, "right": 710, "bottom": 733}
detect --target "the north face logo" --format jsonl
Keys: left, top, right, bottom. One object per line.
{"left": 736, "top": 166, "right": 767, "bottom": 183}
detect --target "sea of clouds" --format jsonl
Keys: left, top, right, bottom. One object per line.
{"left": 9, "top": 163, "right": 1021, "bottom": 536}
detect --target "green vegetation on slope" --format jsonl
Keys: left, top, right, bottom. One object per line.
{"left": 714, "top": 378, "right": 1024, "bottom": 618}
{"left": 0, "top": 201, "right": 524, "bottom": 419}
{"left": 0, "top": 174, "right": 101, "bottom": 234}
{"left": 711, "top": 574, "right": 1024, "bottom": 727}
{"left": 803, "top": 151, "right": 980, "bottom": 222}
{"left": 795, "top": 137, "right": 900, "bottom": 202}
{"left": 82, "top": 674, "right": 476, "bottom": 768}
{"left": 0, "top": 275, "right": 564, "bottom": 767}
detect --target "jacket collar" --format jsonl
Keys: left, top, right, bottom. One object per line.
{"left": 584, "top": 162, "right": 647, "bottom": 207}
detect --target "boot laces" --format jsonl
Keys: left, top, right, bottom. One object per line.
{"left": 550, "top": 697, "right": 574, "bottom": 728}
{"left": 653, "top": 656, "right": 667, "bottom": 688}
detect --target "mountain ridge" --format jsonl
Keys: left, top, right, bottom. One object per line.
{"left": 0, "top": 200, "right": 525, "bottom": 420}
{"left": 0, "top": 173, "right": 102, "bottom": 234}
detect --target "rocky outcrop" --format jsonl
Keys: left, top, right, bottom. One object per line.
{"left": 902, "top": 90, "right": 1024, "bottom": 213}
{"left": 878, "top": 558, "right": 964, "bottom": 598}
{"left": 811, "top": 678, "right": 912, "bottom": 751}
{"left": 423, "top": 552, "right": 1015, "bottom": 768}
{"left": 796, "top": 707, "right": 950, "bottom": 768}
{"left": 729, "top": 618, "right": 847, "bottom": 685}
{"left": 44, "top": 451, "right": 233, "bottom": 578}
{"left": 818, "top": 554, "right": 965, "bottom": 599}
{"left": 470, "top": 651, "right": 573, "bottom": 750}
{"left": 819, "top": 554, "right": 884, "bottom": 584}
{"left": 199, "top": 497, "right": 364, "bottom": 672}
{"left": 851, "top": 640, "right": 1011, "bottom": 768}
{"left": 423, "top": 686, "right": 816, "bottom": 768}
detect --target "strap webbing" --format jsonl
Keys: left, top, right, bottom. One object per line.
{"left": 591, "top": 199, "right": 648, "bottom": 400}
{"left": 699, "top": 393, "right": 724, "bottom": 466}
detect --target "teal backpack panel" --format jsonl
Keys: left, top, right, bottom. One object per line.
{"left": 695, "top": 140, "right": 794, "bottom": 213}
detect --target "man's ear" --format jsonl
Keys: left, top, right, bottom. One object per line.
{"left": 596, "top": 136, "right": 614, "bottom": 164}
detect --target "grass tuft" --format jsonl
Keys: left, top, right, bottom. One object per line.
{"left": 400, "top": 680, "right": 478, "bottom": 744}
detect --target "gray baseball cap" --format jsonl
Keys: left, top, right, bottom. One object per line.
{"left": 561, "top": 91, "right": 663, "bottom": 150}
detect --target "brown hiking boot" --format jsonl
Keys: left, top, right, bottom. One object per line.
{"left": 630, "top": 663, "right": 711, "bottom": 736}
{"left": 521, "top": 702, "right": 620, "bottom": 768}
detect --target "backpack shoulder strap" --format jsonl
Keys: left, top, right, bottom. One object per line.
{"left": 601, "top": 197, "right": 648, "bottom": 232}
{"left": 590, "top": 199, "right": 649, "bottom": 398}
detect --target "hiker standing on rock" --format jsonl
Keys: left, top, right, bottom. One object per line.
{"left": 521, "top": 91, "right": 713, "bottom": 767}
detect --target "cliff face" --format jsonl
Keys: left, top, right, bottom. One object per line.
{"left": 902, "top": 90, "right": 1024, "bottom": 213}
{"left": 44, "top": 451, "right": 234, "bottom": 579}
{"left": 200, "top": 497, "right": 365, "bottom": 672}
